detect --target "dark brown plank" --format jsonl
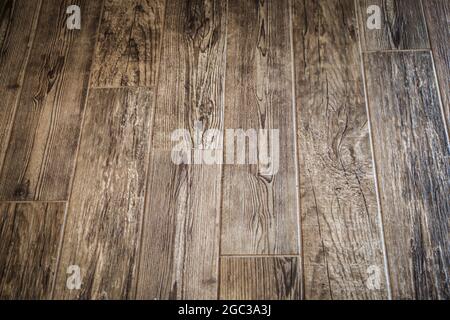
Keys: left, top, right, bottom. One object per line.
{"left": 0, "top": 0, "right": 103, "bottom": 201}
{"left": 221, "top": 0, "right": 299, "bottom": 255}
{"left": 292, "top": 0, "right": 388, "bottom": 300}
{"left": 0, "top": 202, "right": 65, "bottom": 299}
{"left": 90, "top": 0, "right": 165, "bottom": 88}
{"left": 219, "top": 257, "right": 301, "bottom": 300}
{"left": 137, "top": 0, "right": 226, "bottom": 299}
{"left": 365, "top": 51, "right": 450, "bottom": 299}
{"left": 357, "top": 0, "right": 429, "bottom": 50}
{"left": 423, "top": 0, "right": 450, "bottom": 130}
{"left": 53, "top": 88, "right": 153, "bottom": 299}
{"left": 0, "top": 0, "right": 41, "bottom": 173}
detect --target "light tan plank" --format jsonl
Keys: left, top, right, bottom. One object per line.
{"left": 220, "top": 257, "right": 301, "bottom": 300}
{"left": 53, "top": 88, "right": 153, "bottom": 299}
{"left": 90, "top": 0, "right": 165, "bottom": 88}
{"left": 0, "top": 0, "right": 103, "bottom": 200}
{"left": 222, "top": 0, "right": 299, "bottom": 255}
{"left": 0, "top": 202, "right": 65, "bottom": 299}
{"left": 365, "top": 51, "right": 450, "bottom": 299}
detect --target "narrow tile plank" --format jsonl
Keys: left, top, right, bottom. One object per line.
{"left": 220, "top": 257, "right": 301, "bottom": 300}
{"left": 137, "top": 0, "right": 226, "bottom": 299}
{"left": 222, "top": 0, "right": 299, "bottom": 255}
{"left": 90, "top": 0, "right": 165, "bottom": 88}
{"left": 365, "top": 51, "right": 450, "bottom": 299}
{"left": 292, "top": 0, "right": 388, "bottom": 300}
{"left": 0, "top": 202, "right": 65, "bottom": 299}
{"left": 423, "top": 0, "right": 450, "bottom": 129}
{"left": 356, "top": 0, "right": 429, "bottom": 50}
{"left": 0, "top": 0, "right": 41, "bottom": 173}
{"left": 0, "top": 0, "right": 103, "bottom": 201}
{"left": 53, "top": 88, "right": 153, "bottom": 299}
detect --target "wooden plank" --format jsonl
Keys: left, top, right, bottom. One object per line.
{"left": 0, "top": 202, "right": 65, "bottom": 299}
{"left": 365, "top": 51, "right": 450, "bottom": 299}
{"left": 137, "top": 0, "right": 226, "bottom": 299}
{"left": 292, "top": 0, "right": 388, "bottom": 300}
{"left": 422, "top": 0, "right": 450, "bottom": 130}
{"left": 90, "top": 0, "right": 165, "bottom": 88}
{"left": 0, "top": 0, "right": 41, "bottom": 173}
{"left": 219, "top": 257, "right": 301, "bottom": 300}
{"left": 221, "top": 0, "right": 299, "bottom": 255}
{"left": 356, "top": 0, "right": 429, "bottom": 50}
{"left": 53, "top": 88, "right": 153, "bottom": 299}
{"left": 0, "top": 0, "right": 103, "bottom": 201}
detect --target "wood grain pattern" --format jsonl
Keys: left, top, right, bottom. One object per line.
{"left": 0, "top": 0, "right": 102, "bottom": 201}
{"left": 220, "top": 257, "right": 301, "bottom": 300}
{"left": 292, "top": 0, "right": 388, "bottom": 300}
{"left": 221, "top": 0, "right": 299, "bottom": 255}
{"left": 422, "top": 0, "right": 450, "bottom": 130}
{"left": 0, "top": 0, "right": 41, "bottom": 174}
{"left": 91, "top": 0, "right": 165, "bottom": 88}
{"left": 357, "top": 0, "right": 429, "bottom": 50}
{"left": 137, "top": 0, "right": 226, "bottom": 299}
{"left": 0, "top": 202, "right": 65, "bottom": 299}
{"left": 53, "top": 88, "right": 153, "bottom": 299}
{"left": 365, "top": 51, "right": 450, "bottom": 299}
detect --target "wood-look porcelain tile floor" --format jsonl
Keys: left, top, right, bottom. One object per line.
{"left": 0, "top": 0, "right": 448, "bottom": 300}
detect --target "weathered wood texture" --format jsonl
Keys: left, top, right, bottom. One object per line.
{"left": 365, "top": 51, "right": 450, "bottom": 299}
{"left": 422, "top": 0, "right": 450, "bottom": 130}
{"left": 0, "top": 0, "right": 41, "bottom": 171}
{"left": 0, "top": 202, "right": 65, "bottom": 299}
{"left": 53, "top": 88, "right": 153, "bottom": 299}
{"left": 357, "top": 0, "right": 429, "bottom": 50}
{"left": 292, "top": 0, "right": 388, "bottom": 300}
{"left": 220, "top": 257, "right": 301, "bottom": 300}
{"left": 91, "top": 0, "right": 165, "bottom": 88}
{"left": 137, "top": 0, "right": 226, "bottom": 299}
{"left": 221, "top": 0, "right": 299, "bottom": 255}
{"left": 0, "top": 0, "right": 102, "bottom": 201}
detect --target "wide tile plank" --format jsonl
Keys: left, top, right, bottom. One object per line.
{"left": 90, "top": 0, "right": 165, "bottom": 88}
{"left": 220, "top": 257, "right": 301, "bottom": 300}
{"left": 0, "top": 202, "right": 65, "bottom": 299}
{"left": 356, "top": 0, "right": 429, "bottom": 50}
{"left": 222, "top": 0, "right": 299, "bottom": 255}
{"left": 0, "top": 0, "right": 102, "bottom": 200}
{"left": 365, "top": 51, "right": 450, "bottom": 299}
{"left": 292, "top": 0, "right": 388, "bottom": 300}
{"left": 53, "top": 88, "right": 153, "bottom": 299}
{"left": 0, "top": 0, "right": 41, "bottom": 173}
{"left": 422, "top": 0, "right": 450, "bottom": 130}
{"left": 137, "top": 0, "right": 226, "bottom": 299}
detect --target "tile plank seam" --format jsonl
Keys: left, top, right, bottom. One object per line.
{"left": 133, "top": 0, "right": 169, "bottom": 300}
{"left": 353, "top": 0, "right": 393, "bottom": 300}
{"left": 49, "top": 0, "right": 107, "bottom": 300}
{"left": 0, "top": 0, "right": 43, "bottom": 175}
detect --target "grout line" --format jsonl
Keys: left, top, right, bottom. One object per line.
{"left": 364, "top": 49, "right": 431, "bottom": 53}
{"left": 0, "top": 200, "right": 67, "bottom": 204}
{"left": 217, "top": 0, "right": 229, "bottom": 301}
{"left": 288, "top": 0, "right": 304, "bottom": 301}
{"left": 354, "top": 0, "right": 392, "bottom": 300}
{"left": 221, "top": 254, "right": 301, "bottom": 258}
{"left": 0, "top": 0, "right": 43, "bottom": 175}
{"left": 50, "top": 0, "right": 107, "bottom": 299}
{"left": 90, "top": 85, "right": 157, "bottom": 90}
{"left": 420, "top": 0, "right": 450, "bottom": 142}
{"left": 134, "top": 0, "right": 169, "bottom": 300}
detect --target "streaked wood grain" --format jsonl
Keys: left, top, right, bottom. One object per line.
{"left": 365, "top": 51, "right": 450, "bottom": 299}
{"left": 0, "top": 0, "right": 103, "bottom": 201}
{"left": 221, "top": 0, "right": 299, "bottom": 255}
{"left": 220, "top": 257, "right": 301, "bottom": 300}
{"left": 91, "top": 0, "right": 165, "bottom": 88}
{"left": 0, "top": 202, "right": 64, "bottom": 299}
{"left": 53, "top": 88, "right": 153, "bottom": 299}
{"left": 357, "top": 0, "right": 429, "bottom": 50}
{"left": 292, "top": 0, "right": 388, "bottom": 300}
